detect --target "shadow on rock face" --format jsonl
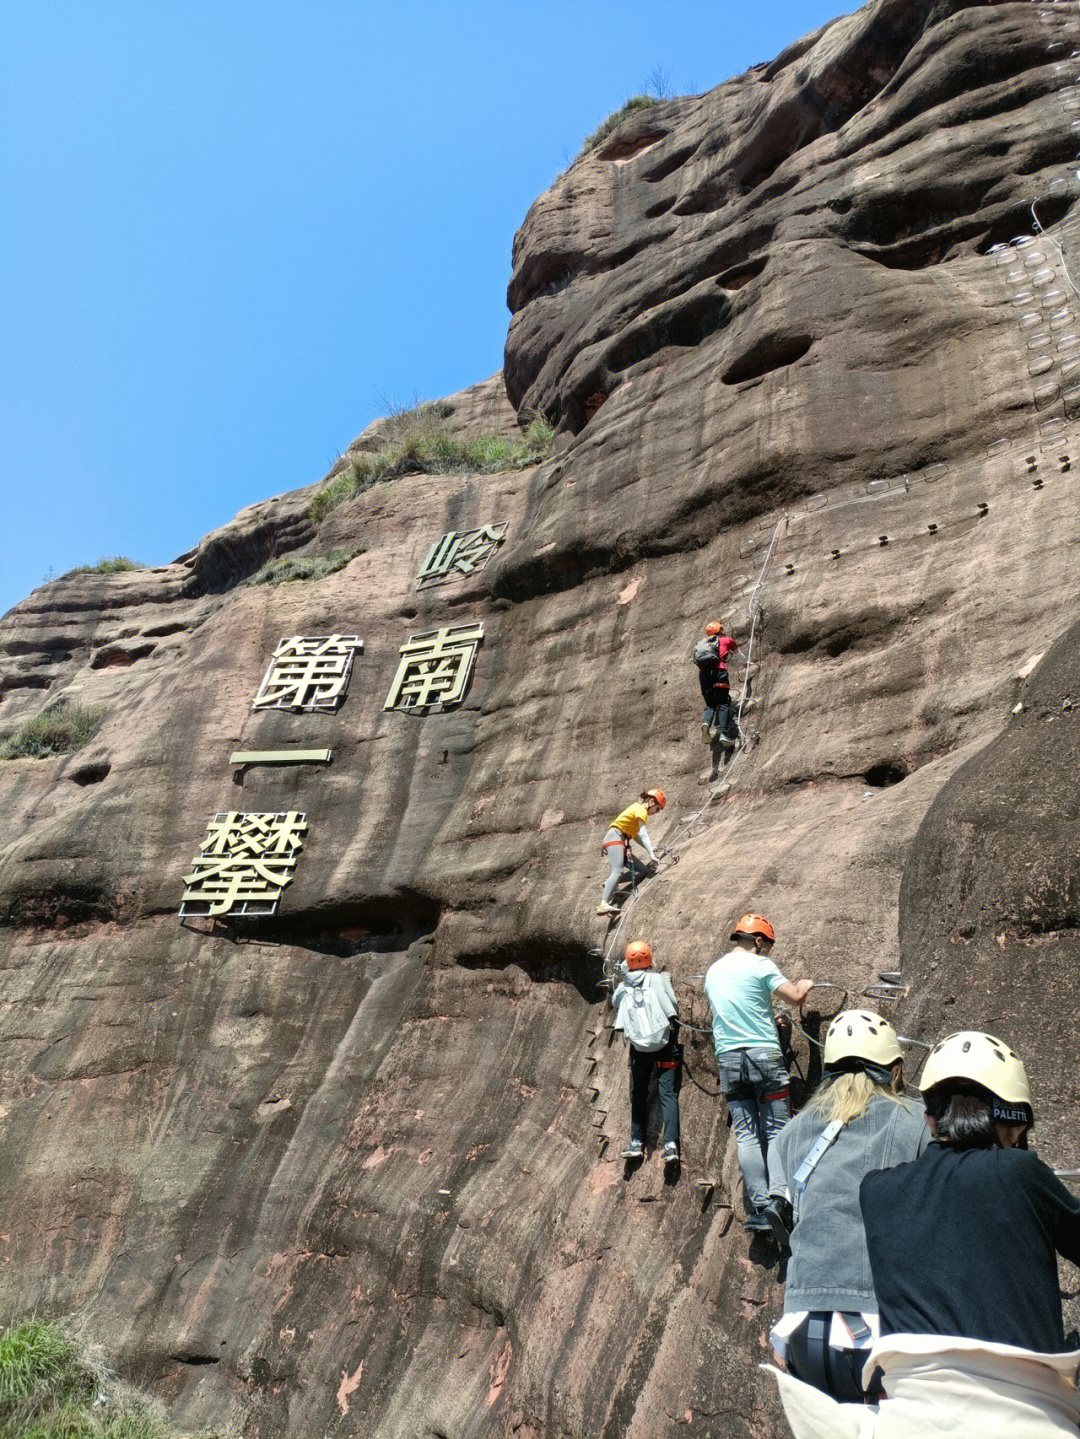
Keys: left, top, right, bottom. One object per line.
{"left": 898, "top": 615, "right": 1080, "bottom": 1147}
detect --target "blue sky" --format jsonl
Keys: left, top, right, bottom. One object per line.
{"left": 1, "top": 1, "right": 847, "bottom": 618}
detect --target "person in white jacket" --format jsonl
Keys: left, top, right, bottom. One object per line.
{"left": 611, "top": 940, "right": 681, "bottom": 1163}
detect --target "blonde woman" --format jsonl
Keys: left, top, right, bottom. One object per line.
{"left": 765, "top": 1011, "right": 928, "bottom": 1402}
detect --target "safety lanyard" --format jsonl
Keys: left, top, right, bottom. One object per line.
{"left": 792, "top": 1119, "right": 844, "bottom": 1213}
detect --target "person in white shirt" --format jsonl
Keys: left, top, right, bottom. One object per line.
{"left": 704, "top": 913, "right": 812, "bottom": 1233}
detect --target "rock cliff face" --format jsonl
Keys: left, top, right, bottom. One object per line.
{"left": 3, "top": 2, "right": 1080, "bottom": 1434}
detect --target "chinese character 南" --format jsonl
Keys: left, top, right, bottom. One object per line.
{"left": 251, "top": 635, "right": 363, "bottom": 712}
{"left": 383, "top": 624, "right": 484, "bottom": 712}
{"left": 180, "top": 811, "right": 307, "bottom": 918}
{"left": 416, "top": 524, "right": 506, "bottom": 589}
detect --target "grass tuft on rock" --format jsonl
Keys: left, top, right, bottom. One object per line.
{"left": 249, "top": 546, "right": 364, "bottom": 586}
{"left": 0, "top": 1321, "right": 145, "bottom": 1439}
{"left": 578, "top": 95, "right": 661, "bottom": 157}
{"left": 0, "top": 699, "right": 106, "bottom": 760}
{"left": 309, "top": 404, "right": 554, "bottom": 525}
{"left": 0, "top": 1319, "right": 226, "bottom": 1439}
{"left": 68, "top": 557, "right": 144, "bottom": 576}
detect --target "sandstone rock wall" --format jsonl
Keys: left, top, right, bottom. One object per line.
{"left": 2, "top": 3, "right": 1080, "bottom": 1435}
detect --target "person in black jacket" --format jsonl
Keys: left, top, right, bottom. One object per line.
{"left": 861, "top": 1030, "right": 1080, "bottom": 1354}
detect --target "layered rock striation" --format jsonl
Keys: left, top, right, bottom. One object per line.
{"left": 3, "top": 3, "right": 1080, "bottom": 1435}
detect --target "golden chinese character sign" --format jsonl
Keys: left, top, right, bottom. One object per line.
{"left": 383, "top": 624, "right": 484, "bottom": 712}
{"left": 416, "top": 524, "right": 506, "bottom": 589}
{"left": 180, "top": 811, "right": 307, "bottom": 918}
{"left": 251, "top": 634, "right": 363, "bottom": 712}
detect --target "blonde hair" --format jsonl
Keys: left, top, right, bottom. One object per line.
{"left": 806, "top": 1070, "right": 909, "bottom": 1126}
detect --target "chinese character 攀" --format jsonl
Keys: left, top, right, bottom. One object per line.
{"left": 180, "top": 811, "right": 307, "bottom": 918}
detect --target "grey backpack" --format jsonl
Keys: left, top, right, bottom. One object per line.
{"left": 620, "top": 980, "right": 671, "bottom": 1052}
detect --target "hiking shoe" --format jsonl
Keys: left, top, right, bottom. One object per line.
{"left": 622, "top": 1140, "right": 644, "bottom": 1160}
{"left": 744, "top": 1210, "right": 772, "bottom": 1233}
{"left": 761, "top": 1198, "right": 794, "bottom": 1253}
{"left": 663, "top": 1141, "right": 680, "bottom": 1164}
{"left": 719, "top": 735, "right": 737, "bottom": 749}
{"left": 596, "top": 902, "right": 619, "bottom": 917}
{"left": 701, "top": 723, "right": 711, "bottom": 748}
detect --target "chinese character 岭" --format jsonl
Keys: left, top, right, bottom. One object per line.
{"left": 416, "top": 524, "right": 506, "bottom": 589}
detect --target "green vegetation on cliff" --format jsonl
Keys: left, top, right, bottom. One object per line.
{"left": 249, "top": 545, "right": 364, "bottom": 585}
{"left": 68, "top": 557, "right": 144, "bottom": 576}
{"left": 578, "top": 94, "right": 661, "bottom": 156}
{"left": 0, "top": 699, "right": 106, "bottom": 761}
{"left": 309, "top": 403, "right": 553, "bottom": 524}
{"left": 0, "top": 1319, "right": 220, "bottom": 1439}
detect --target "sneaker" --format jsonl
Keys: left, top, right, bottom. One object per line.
{"left": 719, "top": 735, "right": 737, "bottom": 749}
{"left": 700, "top": 723, "right": 711, "bottom": 748}
{"left": 596, "top": 902, "right": 619, "bottom": 916}
{"left": 708, "top": 725, "right": 719, "bottom": 740}
{"left": 744, "top": 1210, "right": 772, "bottom": 1233}
{"left": 622, "top": 1140, "right": 644, "bottom": 1160}
{"left": 760, "top": 1198, "right": 793, "bottom": 1252}
{"left": 663, "top": 1141, "right": 679, "bottom": 1164}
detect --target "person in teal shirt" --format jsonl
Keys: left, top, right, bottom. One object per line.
{"left": 704, "top": 913, "right": 813, "bottom": 1234}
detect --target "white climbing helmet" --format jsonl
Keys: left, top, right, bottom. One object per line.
{"left": 823, "top": 1010, "right": 902, "bottom": 1070}
{"left": 919, "top": 1030, "right": 1033, "bottom": 1123}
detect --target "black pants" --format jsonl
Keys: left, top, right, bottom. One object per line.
{"left": 785, "top": 1312, "right": 872, "bottom": 1403}
{"left": 629, "top": 1034, "right": 682, "bottom": 1147}
{"left": 700, "top": 676, "right": 736, "bottom": 740}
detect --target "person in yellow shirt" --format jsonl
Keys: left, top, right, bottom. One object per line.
{"left": 597, "top": 788, "right": 666, "bottom": 916}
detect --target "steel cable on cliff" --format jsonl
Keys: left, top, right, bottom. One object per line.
{"left": 676, "top": 512, "right": 786, "bottom": 841}
{"left": 597, "top": 517, "right": 786, "bottom": 985}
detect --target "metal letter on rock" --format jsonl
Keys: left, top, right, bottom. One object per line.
{"left": 383, "top": 624, "right": 484, "bottom": 712}
{"left": 416, "top": 524, "right": 506, "bottom": 589}
{"left": 251, "top": 635, "right": 363, "bottom": 711}
{"left": 180, "top": 811, "right": 307, "bottom": 917}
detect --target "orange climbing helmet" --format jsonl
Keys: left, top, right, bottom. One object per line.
{"left": 625, "top": 940, "right": 653, "bottom": 970}
{"left": 704, "top": 620, "right": 723, "bottom": 636}
{"left": 642, "top": 788, "right": 666, "bottom": 809}
{"left": 731, "top": 912, "right": 775, "bottom": 943}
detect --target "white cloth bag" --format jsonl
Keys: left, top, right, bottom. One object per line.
{"left": 765, "top": 1333, "right": 1080, "bottom": 1439}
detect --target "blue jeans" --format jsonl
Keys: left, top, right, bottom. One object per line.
{"left": 718, "top": 1046, "right": 792, "bottom": 1209}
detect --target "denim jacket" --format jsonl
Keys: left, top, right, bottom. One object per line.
{"left": 771, "top": 1092, "right": 930, "bottom": 1314}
